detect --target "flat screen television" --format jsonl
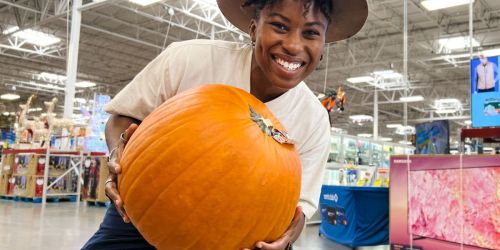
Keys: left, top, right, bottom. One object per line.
{"left": 408, "top": 167, "right": 499, "bottom": 249}
{"left": 415, "top": 120, "right": 449, "bottom": 154}
{"left": 470, "top": 55, "right": 500, "bottom": 128}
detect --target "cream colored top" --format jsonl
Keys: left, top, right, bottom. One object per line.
{"left": 104, "top": 39, "right": 330, "bottom": 219}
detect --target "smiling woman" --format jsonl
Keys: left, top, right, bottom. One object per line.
{"left": 82, "top": 0, "right": 368, "bottom": 250}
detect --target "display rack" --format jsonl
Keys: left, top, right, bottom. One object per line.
{"left": 0, "top": 148, "right": 108, "bottom": 205}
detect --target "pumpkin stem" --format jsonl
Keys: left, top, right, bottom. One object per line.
{"left": 249, "top": 106, "right": 295, "bottom": 145}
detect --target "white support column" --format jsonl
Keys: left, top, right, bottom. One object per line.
{"left": 64, "top": 0, "right": 82, "bottom": 119}
{"left": 373, "top": 90, "right": 379, "bottom": 140}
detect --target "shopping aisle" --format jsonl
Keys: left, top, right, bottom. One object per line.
{"left": 0, "top": 200, "right": 388, "bottom": 250}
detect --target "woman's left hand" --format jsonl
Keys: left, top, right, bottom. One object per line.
{"left": 242, "top": 207, "right": 305, "bottom": 250}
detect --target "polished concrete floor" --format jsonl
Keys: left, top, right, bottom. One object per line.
{"left": 0, "top": 200, "right": 389, "bottom": 250}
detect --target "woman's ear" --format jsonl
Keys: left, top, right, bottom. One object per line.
{"left": 249, "top": 19, "right": 257, "bottom": 45}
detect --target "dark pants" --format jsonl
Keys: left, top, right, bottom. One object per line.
{"left": 477, "top": 87, "right": 495, "bottom": 93}
{"left": 82, "top": 205, "right": 155, "bottom": 250}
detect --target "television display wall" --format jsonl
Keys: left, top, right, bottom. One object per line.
{"left": 415, "top": 120, "right": 449, "bottom": 154}
{"left": 470, "top": 55, "right": 500, "bottom": 128}
{"left": 409, "top": 168, "right": 500, "bottom": 249}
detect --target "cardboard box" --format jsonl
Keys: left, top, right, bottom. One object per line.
{"left": 82, "top": 156, "right": 108, "bottom": 202}
{"left": 0, "top": 174, "right": 10, "bottom": 195}
{"left": 10, "top": 175, "right": 28, "bottom": 196}
{"left": 12, "top": 154, "right": 37, "bottom": 175}
{"left": 1, "top": 154, "right": 14, "bottom": 174}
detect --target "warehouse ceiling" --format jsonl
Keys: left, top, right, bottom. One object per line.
{"left": 1, "top": 0, "right": 499, "bottom": 143}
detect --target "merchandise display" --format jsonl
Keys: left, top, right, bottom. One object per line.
{"left": 390, "top": 155, "right": 500, "bottom": 250}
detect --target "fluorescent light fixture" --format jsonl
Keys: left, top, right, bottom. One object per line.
{"left": 439, "top": 36, "right": 479, "bottom": 50}
{"left": 12, "top": 29, "right": 61, "bottom": 46}
{"left": 74, "top": 98, "right": 87, "bottom": 104}
{"left": 347, "top": 76, "right": 374, "bottom": 84}
{"left": 1, "top": 93, "right": 20, "bottom": 100}
{"left": 400, "top": 95, "right": 424, "bottom": 102}
{"left": 399, "top": 140, "right": 413, "bottom": 145}
{"left": 317, "top": 93, "right": 326, "bottom": 99}
{"left": 2, "top": 26, "right": 19, "bottom": 35}
{"left": 421, "top": 0, "right": 473, "bottom": 11}
{"left": 128, "top": 0, "right": 163, "bottom": 6}
{"left": 464, "top": 120, "right": 472, "bottom": 125}
{"left": 349, "top": 115, "right": 373, "bottom": 123}
{"left": 330, "top": 127, "right": 345, "bottom": 134}
{"left": 435, "top": 109, "right": 458, "bottom": 114}
{"left": 28, "top": 107, "right": 43, "bottom": 112}
{"left": 23, "top": 81, "right": 65, "bottom": 91}
{"left": 373, "top": 70, "right": 402, "bottom": 79}
{"left": 396, "top": 126, "right": 415, "bottom": 135}
{"left": 386, "top": 124, "right": 402, "bottom": 128}
{"left": 76, "top": 81, "right": 96, "bottom": 88}
{"left": 2, "top": 112, "right": 9, "bottom": 116}
{"left": 378, "top": 137, "right": 393, "bottom": 142}
{"left": 41, "top": 113, "right": 57, "bottom": 117}
{"left": 38, "top": 72, "right": 66, "bottom": 83}
{"left": 483, "top": 147, "right": 494, "bottom": 152}
{"left": 481, "top": 48, "right": 500, "bottom": 57}
{"left": 357, "top": 133, "right": 372, "bottom": 138}
{"left": 197, "top": 0, "right": 217, "bottom": 6}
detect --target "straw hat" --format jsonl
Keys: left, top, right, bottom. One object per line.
{"left": 216, "top": 0, "right": 368, "bottom": 43}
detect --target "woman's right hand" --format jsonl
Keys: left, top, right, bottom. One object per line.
{"left": 105, "top": 123, "right": 139, "bottom": 223}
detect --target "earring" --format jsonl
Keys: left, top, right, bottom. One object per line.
{"left": 251, "top": 41, "right": 256, "bottom": 47}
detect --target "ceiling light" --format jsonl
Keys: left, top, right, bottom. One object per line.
{"left": 38, "top": 72, "right": 66, "bottom": 83}
{"left": 28, "top": 107, "right": 43, "bottom": 112}
{"left": 421, "top": 0, "right": 473, "bottom": 11}
{"left": 480, "top": 48, "right": 500, "bottom": 57}
{"left": 76, "top": 81, "right": 96, "bottom": 88}
{"left": 464, "top": 120, "right": 472, "bottom": 125}
{"left": 23, "top": 81, "right": 65, "bottom": 91}
{"left": 434, "top": 98, "right": 462, "bottom": 112}
{"left": 330, "top": 127, "right": 345, "bottom": 134}
{"left": 2, "top": 26, "right": 19, "bottom": 35}
{"left": 347, "top": 76, "right": 374, "bottom": 83}
{"left": 378, "top": 137, "right": 393, "bottom": 142}
{"left": 399, "top": 140, "right": 413, "bottom": 145}
{"left": 399, "top": 95, "right": 424, "bottom": 102}
{"left": 128, "top": 0, "right": 163, "bottom": 6}
{"left": 349, "top": 115, "right": 373, "bottom": 123}
{"left": 12, "top": 29, "right": 61, "bottom": 46}
{"left": 357, "top": 133, "right": 372, "bottom": 138}
{"left": 438, "top": 36, "right": 479, "bottom": 50}
{"left": 396, "top": 126, "right": 415, "bottom": 135}
{"left": 372, "top": 70, "right": 403, "bottom": 79}
{"left": 74, "top": 98, "right": 87, "bottom": 104}
{"left": 386, "top": 124, "right": 402, "bottom": 128}
{"left": 2, "top": 112, "right": 9, "bottom": 116}
{"left": 1, "top": 93, "right": 20, "bottom": 100}
{"left": 435, "top": 109, "right": 458, "bottom": 114}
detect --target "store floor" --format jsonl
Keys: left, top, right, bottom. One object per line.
{"left": 0, "top": 200, "right": 389, "bottom": 250}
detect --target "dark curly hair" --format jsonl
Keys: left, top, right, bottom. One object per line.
{"left": 242, "top": 0, "right": 333, "bottom": 24}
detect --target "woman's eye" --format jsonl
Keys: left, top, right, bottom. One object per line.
{"left": 271, "top": 22, "right": 288, "bottom": 32}
{"left": 304, "top": 30, "right": 320, "bottom": 38}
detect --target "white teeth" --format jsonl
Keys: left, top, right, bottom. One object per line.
{"left": 276, "top": 57, "right": 301, "bottom": 71}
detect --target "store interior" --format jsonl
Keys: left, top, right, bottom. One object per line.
{"left": 0, "top": 0, "right": 499, "bottom": 249}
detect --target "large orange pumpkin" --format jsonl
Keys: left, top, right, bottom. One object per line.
{"left": 119, "top": 84, "right": 301, "bottom": 250}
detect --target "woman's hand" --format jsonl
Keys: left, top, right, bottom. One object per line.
{"left": 105, "top": 123, "right": 139, "bottom": 223}
{"left": 242, "top": 207, "right": 305, "bottom": 250}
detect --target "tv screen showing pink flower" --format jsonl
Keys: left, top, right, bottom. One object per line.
{"left": 409, "top": 167, "right": 500, "bottom": 249}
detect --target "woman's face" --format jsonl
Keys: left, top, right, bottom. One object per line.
{"left": 250, "top": 0, "right": 328, "bottom": 91}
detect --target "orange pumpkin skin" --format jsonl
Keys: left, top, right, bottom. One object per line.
{"left": 119, "top": 84, "right": 301, "bottom": 250}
